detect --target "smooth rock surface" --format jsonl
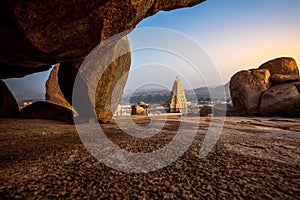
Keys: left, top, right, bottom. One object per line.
{"left": 53, "top": 37, "right": 131, "bottom": 123}
{"left": 259, "top": 84, "right": 300, "bottom": 116}
{"left": 78, "top": 36, "right": 131, "bottom": 123}
{"left": 19, "top": 101, "right": 73, "bottom": 122}
{"left": 0, "top": 80, "right": 19, "bottom": 117}
{"left": 258, "top": 57, "right": 299, "bottom": 76}
{"left": 230, "top": 69, "right": 271, "bottom": 116}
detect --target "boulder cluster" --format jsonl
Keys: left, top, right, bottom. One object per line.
{"left": 230, "top": 57, "right": 300, "bottom": 117}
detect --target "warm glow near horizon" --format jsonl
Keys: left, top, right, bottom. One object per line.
{"left": 206, "top": 34, "right": 300, "bottom": 83}
{"left": 201, "top": 21, "right": 300, "bottom": 82}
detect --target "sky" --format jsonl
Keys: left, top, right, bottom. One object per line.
{"left": 5, "top": 0, "right": 300, "bottom": 95}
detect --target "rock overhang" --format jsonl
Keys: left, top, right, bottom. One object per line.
{"left": 0, "top": 0, "right": 205, "bottom": 78}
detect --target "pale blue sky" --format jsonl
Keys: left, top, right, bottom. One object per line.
{"left": 126, "top": 0, "right": 300, "bottom": 90}
{"left": 5, "top": 0, "right": 300, "bottom": 94}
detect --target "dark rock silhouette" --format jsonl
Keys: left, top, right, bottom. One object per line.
{"left": 200, "top": 105, "right": 212, "bottom": 117}
{"left": 0, "top": 80, "right": 19, "bottom": 117}
{"left": 19, "top": 101, "right": 73, "bottom": 122}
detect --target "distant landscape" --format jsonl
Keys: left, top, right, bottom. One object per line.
{"left": 122, "top": 83, "right": 231, "bottom": 105}
{"left": 16, "top": 83, "right": 231, "bottom": 107}
{"left": 15, "top": 91, "right": 45, "bottom": 103}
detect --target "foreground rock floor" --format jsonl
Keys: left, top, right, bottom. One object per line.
{"left": 0, "top": 116, "right": 299, "bottom": 199}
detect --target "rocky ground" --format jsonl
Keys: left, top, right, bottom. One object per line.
{"left": 0, "top": 116, "right": 299, "bottom": 199}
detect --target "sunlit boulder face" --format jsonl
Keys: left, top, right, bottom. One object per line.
{"left": 45, "top": 64, "right": 74, "bottom": 111}
{"left": 230, "top": 69, "right": 271, "bottom": 116}
{"left": 47, "top": 37, "right": 131, "bottom": 123}
{"left": 259, "top": 57, "right": 299, "bottom": 77}
{"left": 82, "top": 36, "right": 132, "bottom": 123}
{"left": 0, "top": 0, "right": 205, "bottom": 78}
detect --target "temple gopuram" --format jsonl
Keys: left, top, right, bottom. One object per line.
{"left": 169, "top": 77, "right": 187, "bottom": 114}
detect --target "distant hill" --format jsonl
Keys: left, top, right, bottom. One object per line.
{"left": 15, "top": 91, "right": 45, "bottom": 103}
{"left": 124, "top": 88, "right": 170, "bottom": 96}
{"left": 14, "top": 85, "right": 230, "bottom": 105}
{"left": 188, "top": 83, "right": 231, "bottom": 100}
{"left": 122, "top": 83, "right": 231, "bottom": 104}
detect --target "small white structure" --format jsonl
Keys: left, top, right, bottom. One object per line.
{"left": 114, "top": 104, "right": 131, "bottom": 116}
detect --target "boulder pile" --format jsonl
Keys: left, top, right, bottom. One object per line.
{"left": 230, "top": 57, "right": 300, "bottom": 117}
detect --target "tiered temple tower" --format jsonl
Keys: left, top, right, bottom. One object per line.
{"left": 169, "top": 77, "right": 187, "bottom": 113}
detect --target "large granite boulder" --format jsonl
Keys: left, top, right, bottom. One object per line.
{"left": 230, "top": 69, "right": 271, "bottom": 116}
{"left": 259, "top": 85, "right": 300, "bottom": 117}
{"left": 258, "top": 57, "right": 299, "bottom": 76}
{"left": 56, "top": 37, "right": 131, "bottom": 123}
{"left": 19, "top": 101, "right": 73, "bottom": 122}
{"left": 88, "top": 37, "right": 131, "bottom": 123}
{"left": 0, "top": 80, "right": 19, "bottom": 117}
{"left": 46, "top": 64, "right": 73, "bottom": 110}
{"left": 0, "top": 0, "right": 204, "bottom": 78}
{"left": 230, "top": 57, "right": 300, "bottom": 117}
